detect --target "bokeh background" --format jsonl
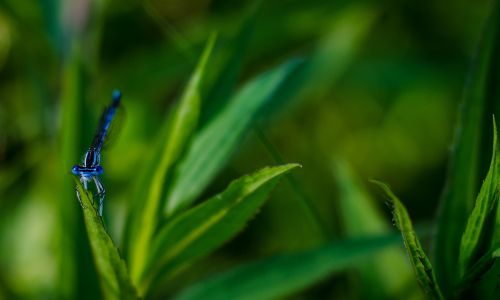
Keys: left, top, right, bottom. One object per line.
{"left": 0, "top": 0, "right": 493, "bottom": 299}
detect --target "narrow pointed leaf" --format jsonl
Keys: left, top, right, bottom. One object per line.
{"left": 494, "top": 200, "right": 500, "bottom": 246}
{"left": 435, "top": 1, "right": 500, "bottom": 290}
{"left": 126, "top": 34, "right": 217, "bottom": 284}
{"left": 458, "top": 121, "right": 500, "bottom": 278}
{"left": 142, "top": 164, "right": 300, "bottom": 292}
{"left": 201, "top": 4, "right": 257, "bottom": 125}
{"left": 372, "top": 181, "right": 444, "bottom": 300}
{"left": 174, "top": 235, "right": 399, "bottom": 300}
{"left": 457, "top": 246, "right": 500, "bottom": 292}
{"left": 75, "top": 179, "right": 137, "bottom": 300}
{"left": 334, "top": 161, "right": 418, "bottom": 298}
{"left": 165, "top": 59, "right": 303, "bottom": 215}
{"left": 494, "top": 168, "right": 500, "bottom": 247}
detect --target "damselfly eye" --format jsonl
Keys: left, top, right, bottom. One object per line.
{"left": 95, "top": 166, "right": 103, "bottom": 175}
{"left": 71, "top": 165, "right": 80, "bottom": 175}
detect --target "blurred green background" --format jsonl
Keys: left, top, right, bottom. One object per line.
{"left": 0, "top": 0, "right": 493, "bottom": 299}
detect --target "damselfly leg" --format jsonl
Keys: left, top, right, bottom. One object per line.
{"left": 93, "top": 176, "right": 105, "bottom": 216}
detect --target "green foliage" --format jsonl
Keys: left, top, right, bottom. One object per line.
{"left": 174, "top": 235, "right": 399, "bottom": 300}
{"left": 334, "top": 161, "right": 419, "bottom": 299}
{"left": 458, "top": 121, "right": 500, "bottom": 278}
{"left": 434, "top": 0, "right": 500, "bottom": 290}
{"left": 126, "top": 33, "right": 216, "bottom": 285}
{"left": 143, "top": 164, "right": 300, "bottom": 293}
{"left": 165, "top": 59, "right": 303, "bottom": 215}
{"left": 458, "top": 247, "right": 499, "bottom": 292}
{"left": 4, "top": 0, "right": 500, "bottom": 299}
{"left": 118, "top": 35, "right": 304, "bottom": 296}
{"left": 75, "top": 179, "right": 137, "bottom": 300}
{"left": 78, "top": 160, "right": 299, "bottom": 298}
{"left": 372, "top": 181, "right": 444, "bottom": 300}
{"left": 370, "top": 123, "right": 500, "bottom": 299}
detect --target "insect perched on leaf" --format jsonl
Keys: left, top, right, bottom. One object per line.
{"left": 72, "top": 90, "right": 122, "bottom": 216}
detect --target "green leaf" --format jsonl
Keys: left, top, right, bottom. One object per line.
{"left": 74, "top": 179, "right": 138, "bottom": 300}
{"left": 494, "top": 172, "right": 500, "bottom": 247}
{"left": 458, "top": 121, "right": 500, "bottom": 278}
{"left": 126, "top": 33, "right": 217, "bottom": 285}
{"left": 372, "top": 181, "right": 444, "bottom": 300}
{"left": 174, "top": 235, "right": 399, "bottom": 300}
{"left": 457, "top": 247, "right": 499, "bottom": 292}
{"left": 142, "top": 164, "right": 300, "bottom": 293}
{"left": 201, "top": 3, "right": 257, "bottom": 125}
{"left": 334, "top": 161, "right": 419, "bottom": 299}
{"left": 165, "top": 59, "right": 303, "bottom": 215}
{"left": 434, "top": 2, "right": 500, "bottom": 290}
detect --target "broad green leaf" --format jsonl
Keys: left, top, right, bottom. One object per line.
{"left": 127, "top": 34, "right": 216, "bottom": 285}
{"left": 75, "top": 179, "right": 137, "bottom": 300}
{"left": 372, "top": 181, "right": 444, "bottom": 300}
{"left": 141, "top": 164, "right": 300, "bottom": 293}
{"left": 458, "top": 122, "right": 500, "bottom": 278}
{"left": 435, "top": 2, "right": 500, "bottom": 291}
{"left": 174, "top": 235, "right": 399, "bottom": 300}
{"left": 334, "top": 161, "right": 419, "bottom": 299}
{"left": 165, "top": 59, "right": 303, "bottom": 215}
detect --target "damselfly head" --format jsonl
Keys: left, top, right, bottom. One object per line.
{"left": 71, "top": 165, "right": 80, "bottom": 175}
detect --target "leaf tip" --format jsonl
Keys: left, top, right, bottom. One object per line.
{"left": 278, "top": 163, "right": 301, "bottom": 174}
{"left": 369, "top": 179, "right": 391, "bottom": 195}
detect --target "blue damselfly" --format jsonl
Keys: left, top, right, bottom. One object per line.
{"left": 72, "top": 90, "right": 122, "bottom": 216}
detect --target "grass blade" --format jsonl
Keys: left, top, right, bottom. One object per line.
{"left": 75, "top": 179, "right": 137, "bottom": 300}
{"left": 142, "top": 164, "right": 300, "bottom": 293}
{"left": 334, "top": 161, "right": 419, "bottom": 298}
{"left": 126, "top": 34, "right": 216, "bottom": 285}
{"left": 165, "top": 59, "right": 303, "bottom": 215}
{"left": 174, "top": 235, "right": 399, "bottom": 300}
{"left": 458, "top": 121, "right": 500, "bottom": 278}
{"left": 457, "top": 247, "right": 499, "bottom": 293}
{"left": 200, "top": 3, "right": 258, "bottom": 125}
{"left": 372, "top": 181, "right": 444, "bottom": 300}
{"left": 435, "top": 1, "right": 500, "bottom": 290}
